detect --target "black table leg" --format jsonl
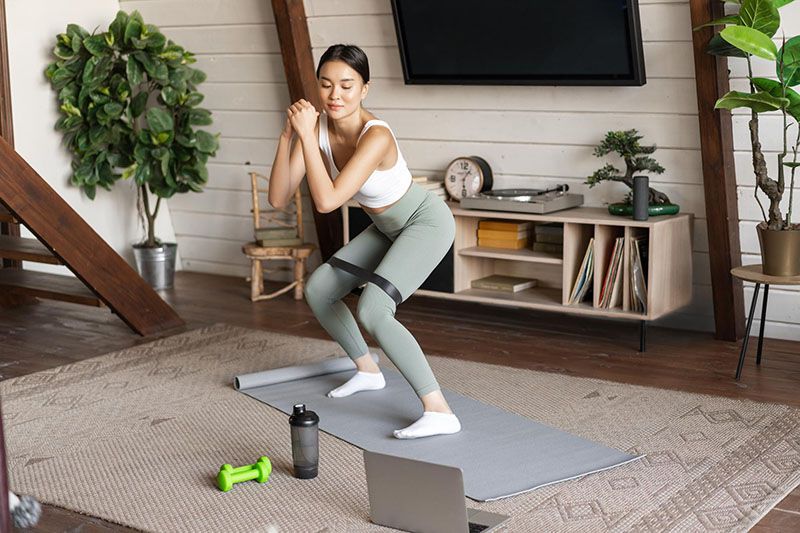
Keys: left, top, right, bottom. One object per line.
{"left": 735, "top": 282, "right": 761, "bottom": 380}
{"left": 639, "top": 320, "right": 646, "bottom": 352}
{"left": 756, "top": 284, "right": 769, "bottom": 365}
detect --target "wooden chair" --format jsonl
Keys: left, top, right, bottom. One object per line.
{"left": 242, "top": 172, "right": 316, "bottom": 301}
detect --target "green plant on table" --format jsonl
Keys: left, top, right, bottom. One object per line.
{"left": 694, "top": 0, "right": 800, "bottom": 231}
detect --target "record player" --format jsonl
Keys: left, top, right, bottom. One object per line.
{"left": 459, "top": 184, "right": 583, "bottom": 214}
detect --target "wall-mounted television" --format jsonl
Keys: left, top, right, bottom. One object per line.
{"left": 390, "top": 0, "right": 646, "bottom": 86}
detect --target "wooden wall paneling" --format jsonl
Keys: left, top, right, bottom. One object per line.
{"left": 688, "top": 0, "right": 744, "bottom": 341}
{"left": 271, "top": 0, "right": 342, "bottom": 262}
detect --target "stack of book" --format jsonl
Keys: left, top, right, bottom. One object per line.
{"left": 568, "top": 238, "right": 594, "bottom": 304}
{"left": 477, "top": 220, "right": 532, "bottom": 249}
{"left": 471, "top": 274, "right": 537, "bottom": 293}
{"left": 412, "top": 176, "right": 447, "bottom": 199}
{"left": 532, "top": 223, "right": 564, "bottom": 255}
{"left": 255, "top": 227, "right": 302, "bottom": 247}
{"left": 629, "top": 235, "right": 648, "bottom": 312}
{"left": 598, "top": 237, "right": 625, "bottom": 309}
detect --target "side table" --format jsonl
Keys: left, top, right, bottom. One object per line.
{"left": 730, "top": 264, "right": 800, "bottom": 380}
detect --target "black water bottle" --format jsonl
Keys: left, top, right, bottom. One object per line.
{"left": 289, "top": 403, "right": 319, "bottom": 479}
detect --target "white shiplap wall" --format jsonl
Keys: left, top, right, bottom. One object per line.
{"left": 119, "top": 0, "right": 324, "bottom": 279}
{"left": 118, "top": 0, "right": 800, "bottom": 341}
{"left": 305, "top": 0, "right": 718, "bottom": 334}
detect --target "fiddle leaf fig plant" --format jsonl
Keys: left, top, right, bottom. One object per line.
{"left": 45, "top": 10, "right": 219, "bottom": 247}
{"left": 695, "top": 0, "right": 800, "bottom": 231}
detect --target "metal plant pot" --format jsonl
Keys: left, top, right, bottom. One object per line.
{"left": 132, "top": 242, "right": 177, "bottom": 289}
{"left": 757, "top": 223, "right": 800, "bottom": 277}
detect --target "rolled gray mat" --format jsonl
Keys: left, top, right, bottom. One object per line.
{"left": 234, "top": 353, "right": 380, "bottom": 390}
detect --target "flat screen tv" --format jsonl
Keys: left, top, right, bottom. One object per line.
{"left": 390, "top": 0, "right": 646, "bottom": 86}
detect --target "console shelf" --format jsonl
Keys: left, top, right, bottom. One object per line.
{"left": 342, "top": 201, "right": 694, "bottom": 325}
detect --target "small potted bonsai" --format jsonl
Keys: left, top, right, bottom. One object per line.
{"left": 586, "top": 129, "right": 680, "bottom": 217}
{"left": 694, "top": 0, "right": 800, "bottom": 276}
{"left": 45, "top": 10, "right": 219, "bottom": 289}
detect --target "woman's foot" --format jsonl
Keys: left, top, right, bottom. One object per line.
{"left": 393, "top": 411, "right": 461, "bottom": 439}
{"left": 327, "top": 370, "right": 385, "bottom": 397}
{"left": 327, "top": 352, "right": 385, "bottom": 398}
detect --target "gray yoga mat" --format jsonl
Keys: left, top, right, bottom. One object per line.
{"left": 235, "top": 356, "right": 644, "bottom": 501}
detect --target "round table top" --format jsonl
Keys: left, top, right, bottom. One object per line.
{"left": 730, "top": 264, "right": 800, "bottom": 285}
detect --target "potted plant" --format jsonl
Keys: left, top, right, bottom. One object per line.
{"left": 45, "top": 10, "right": 219, "bottom": 289}
{"left": 695, "top": 0, "right": 800, "bottom": 276}
{"left": 586, "top": 129, "right": 680, "bottom": 217}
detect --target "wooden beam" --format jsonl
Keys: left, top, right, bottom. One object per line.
{"left": 689, "top": 0, "right": 744, "bottom": 341}
{"left": 271, "top": 0, "right": 342, "bottom": 262}
{"left": 0, "top": 0, "right": 23, "bottom": 276}
{"left": 0, "top": 137, "right": 185, "bottom": 336}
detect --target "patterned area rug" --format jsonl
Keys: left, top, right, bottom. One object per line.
{"left": 2, "top": 323, "right": 799, "bottom": 532}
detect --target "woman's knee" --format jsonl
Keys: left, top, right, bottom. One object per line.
{"left": 355, "top": 285, "right": 394, "bottom": 334}
{"left": 303, "top": 263, "right": 336, "bottom": 306}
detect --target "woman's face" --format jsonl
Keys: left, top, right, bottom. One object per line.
{"left": 318, "top": 60, "right": 368, "bottom": 117}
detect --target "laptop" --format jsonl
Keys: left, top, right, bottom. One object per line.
{"left": 364, "top": 450, "right": 510, "bottom": 533}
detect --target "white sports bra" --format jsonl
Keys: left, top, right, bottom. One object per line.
{"left": 318, "top": 113, "right": 413, "bottom": 208}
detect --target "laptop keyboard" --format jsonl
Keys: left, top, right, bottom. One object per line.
{"left": 468, "top": 522, "right": 489, "bottom": 533}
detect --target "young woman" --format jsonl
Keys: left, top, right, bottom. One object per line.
{"left": 268, "top": 44, "right": 460, "bottom": 439}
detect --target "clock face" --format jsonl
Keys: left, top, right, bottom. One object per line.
{"left": 445, "top": 158, "right": 483, "bottom": 201}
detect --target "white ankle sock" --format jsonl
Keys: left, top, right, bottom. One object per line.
{"left": 327, "top": 370, "right": 386, "bottom": 398}
{"left": 393, "top": 411, "right": 462, "bottom": 439}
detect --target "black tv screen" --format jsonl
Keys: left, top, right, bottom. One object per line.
{"left": 390, "top": 0, "right": 646, "bottom": 86}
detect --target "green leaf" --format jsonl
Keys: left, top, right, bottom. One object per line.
{"left": 195, "top": 130, "right": 218, "bottom": 153}
{"left": 720, "top": 25, "right": 778, "bottom": 59}
{"left": 67, "top": 24, "right": 89, "bottom": 40}
{"left": 84, "top": 184, "right": 96, "bottom": 200}
{"left": 130, "top": 91, "right": 148, "bottom": 117}
{"left": 109, "top": 11, "right": 129, "bottom": 44}
{"left": 103, "top": 102, "right": 123, "bottom": 118}
{"left": 774, "top": 0, "right": 795, "bottom": 7}
{"left": 739, "top": 0, "right": 780, "bottom": 37}
{"left": 184, "top": 92, "right": 204, "bottom": 106}
{"left": 83, "top": 35, "right": 109, "bottom": 56}
{"left": 160, "top": 86, "right": 179, "bottom": 106}
{"left": 783, "top": 161, "right": 800, "bottom": 168}
{"left": 146, "top": 107, "right": 174, "bottom": 133}
{"left": 132, "top": 160, "right": 151, "bottom": 185}
{"left": 706, "top": 33, "right": 749, "bottom": 57}
{"left": 693, "top": 15, "right": 741, "bottom": 31}
{"left": 715, "top": 90, "right": 789, "bottom": 112}
{"left": 188, "top": 68, "right": 207, "bottom": 85}
{"left": 126, "top": 55, "right": 143, "bottom": 86}
{"left": 124, "top": 17, "right": 142, "bottom": 45}
{"left": 187, "top": 108, "right": 212, "bottom": 125}
{"left": 751, "top": 77, "right": 800, "bottom": 109}
{"left": 778, "top": 36, "right": 800, "bottom": 86}
{"left": 146, "top": 32, "right": 167, "bottom": 52}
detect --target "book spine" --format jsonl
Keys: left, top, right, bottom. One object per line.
{"left": 479, "top": 220, "right": 533, "bottom": 231}
{"left": 477, "top": 229, "right": 531, "bottom": 240}
{"left": 478, "top": 237, "right": 529, "bottom": 249}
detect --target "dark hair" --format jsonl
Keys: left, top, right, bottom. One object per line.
{"left": 316, "top": 44, "right": 370, "bottom": 84}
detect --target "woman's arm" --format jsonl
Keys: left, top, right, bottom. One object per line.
{"left": 268, "top": 113, "right": 315, "bottom": 209}
{"left": 299, "top": 128, "right": 392, "bottom": 213}
{"left": 289, "top": 99, "right": 392, "bottom": 213}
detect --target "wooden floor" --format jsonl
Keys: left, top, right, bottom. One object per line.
{"left": 2, "top": 271, "right": 799, "bottom": 532}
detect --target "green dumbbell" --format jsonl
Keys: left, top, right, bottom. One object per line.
{"left": 217, "top": 456, "right": 272, "bottom": 492}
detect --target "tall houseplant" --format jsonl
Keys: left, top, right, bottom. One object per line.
{"left": 695, "top": 0, "right": 800, "bottom": 275}
{"left": 45, "top": 10, "right": 219, "bottom": 288}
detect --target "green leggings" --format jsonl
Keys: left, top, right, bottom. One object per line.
{"left": 304, "top": 182, "right": 455, "bottom": 397}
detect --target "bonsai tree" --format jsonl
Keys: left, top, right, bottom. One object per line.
{"left": 45, "top": 10, "right": 219, "bottom": 247}
{"left": 695, "top": 0, "right": 799, "bottom": 231}
{"left": 586, "top": 129, "right": 672, "bottom": 205}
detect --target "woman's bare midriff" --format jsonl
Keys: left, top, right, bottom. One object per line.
{"left": 360, "top": 182, "right": 413, "bottom": 214}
